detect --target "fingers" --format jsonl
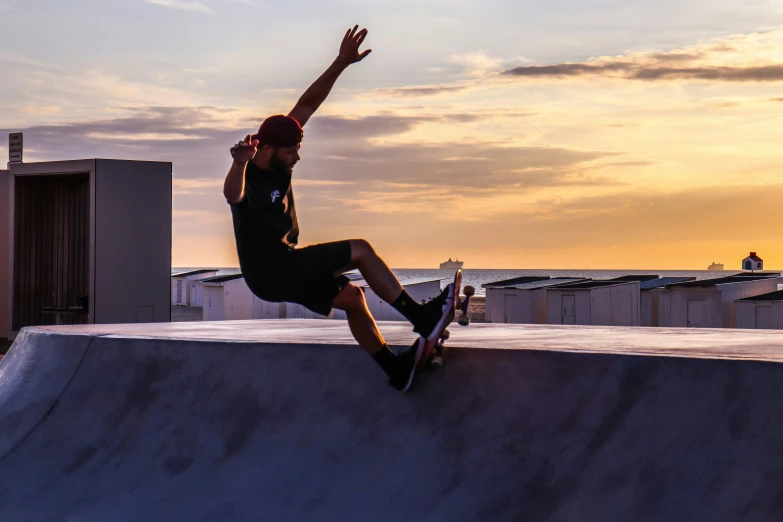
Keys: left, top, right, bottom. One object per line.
{"left": 356, "top": 28, "right": 368, "bottom": 45}
{"left": 349, "top": 24, "right": 358, "bottom": 40}
{"left": 251, "top": 139, "right": 259, "bottom": 147}
{"left": 358, "top": 49, "right": 372, "bottom": 61}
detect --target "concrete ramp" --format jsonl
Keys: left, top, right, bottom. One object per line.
{"left": 2, "top": 321, "right": 783, "bottom": 521}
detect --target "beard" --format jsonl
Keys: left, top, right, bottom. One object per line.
{"left": 270, "top": 150, "right": 295, "bottom": 174}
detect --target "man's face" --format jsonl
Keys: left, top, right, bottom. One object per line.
{"left": 270, "top": 144, "right": 301, "bottom": 174}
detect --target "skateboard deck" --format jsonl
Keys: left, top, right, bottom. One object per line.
{"left": 415, "top": 270, "right": 474, "bottom": 372}
{"left": 430, "top": 283, "right": 474, "bottom": 369}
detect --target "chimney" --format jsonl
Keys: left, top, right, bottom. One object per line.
{"left": 750, "top": 252, "right": 756, "bottom": 257}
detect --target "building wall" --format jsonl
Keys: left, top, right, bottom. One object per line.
{"left": 547, "top": 290, "right": 591, "bottom": 325}
{"left": 735, "top": 301, "right": 783, "bottom": 330}
{"left": 0, "top": 169, "right": 9, "bottom": 338}
{"left": 171, "top": 278, "right": 179, "bottom": 306}
{"left": 610, "top": 283, "right": 640, "bottom": 326}
{"left": 641, "top": 291, "right": 653, "bottom": 327}
{"left": 187, "top": 272, "right": 217, "bottom": 307}
{"left": 202, "top": 285, "right": 224, "bottom": 321}
{"left": 658, "top": 291, "right": 672, "bottom": 327}
{"left": 252, "top": 297, "right": 287, "bottom": 319}
{"left": 575, "top": 292, "right": 592, "bottom": 325}
{"left": 590, "top": 287, "right": 613, "bottom": 326}
{"left": 530, "top": 287, "right": 550, "bottom": 324}
{"left": 719, "top": 278, "right": 782, "bottom": 328}
{"left": 94, "top": 160, "right": 172, "bottom": 323}
{"left": 223, "top": 279, "right": 254, "bottom": 320}
{"left": 485, "top": 288, "right": 533, "bottom": 324}
{"left": 642, "top": 289, "right": 667, "bottom": 327}
{"left": 485, "top": 288, "right": 504, "bottom": 323}
{"left": 669, "top": 288, "right": 722, "bottom": 328}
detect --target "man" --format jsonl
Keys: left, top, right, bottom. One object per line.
{"left": 224, "top": 26, "right": 455, "bottom": 393}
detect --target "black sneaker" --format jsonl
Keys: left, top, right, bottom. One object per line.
{"left": 389, "top": 338, "right": 424, "bottom": 392}
{"left": 412, "top": 284, "right": 455, "bottom": 340}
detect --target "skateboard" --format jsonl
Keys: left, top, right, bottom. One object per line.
{"left": 430, "top": 284, "right": 474, "bottom": 369}
{"left": 415, "top": 269, "right": 474, "bottom": 372}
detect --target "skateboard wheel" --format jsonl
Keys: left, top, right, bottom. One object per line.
{"left": 464, "top": 285, "right": 476, "bottom": 297}
{"left": 458, "top": 315, "right": 470, "bottom": 327}
{"left": 441, "top": 329, "right": 450, "bottom": 340}
{"left": 431, "top": 355, "right": 443, "bottom": 368}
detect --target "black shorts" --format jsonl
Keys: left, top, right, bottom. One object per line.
{"left": 242, "top": 240, "right": 353, "bottom": 317}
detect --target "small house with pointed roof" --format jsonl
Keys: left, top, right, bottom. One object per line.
{"left": 742, "top": 252, "right": 764, "bottom": 272}
{"left": 735, "top": 290, "right": 783, "bottom": 330}
{"left": 483, "top": 277, "right": 587, "bottom": 324}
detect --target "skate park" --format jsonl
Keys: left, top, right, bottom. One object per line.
{"left": 3, "top": 320, "right": 783, "bottom": 521}
{"left": 5, "top": 6, "right": 783, "bottom": 517}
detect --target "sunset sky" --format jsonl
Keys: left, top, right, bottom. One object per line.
{"left": 2, "top": 0, "right": 783, "bottom": 269}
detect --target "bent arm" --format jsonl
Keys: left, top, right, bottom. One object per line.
{"left": 223, "top": 160, "right": 247, "bottom": 204}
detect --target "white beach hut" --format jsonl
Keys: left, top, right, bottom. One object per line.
{"left": 201, "top": 274, "right": 254, "bottom": 321}
{"left": 483, "top": 277, "right": 586, "bottom": 324}
{"left": 658, "top": 273, "right": 782, "bottom": 328}
{"left": 735, "top": 290, "right": 783, "bottom": 330}
{"left": 639, "top": 277, "right": 696, "bottom": 327}
{"left": 333, "top": 277, "right": 442, "bottom": 321}
{"left": 742, "top": 252, "right": 764, "bottom": 272}
{"left": 171, "top": 269, "right": 218, "bottom": 307}
{"left": 546, "top": 280, "right": 642, "bottom": 326}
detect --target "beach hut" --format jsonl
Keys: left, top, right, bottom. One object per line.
{"left": 742, "top": 252, "right": 764, "bottom": 272}
{"left": 334, "top": 277, "right": 442, "bottom": 321}
{"left": 4, "top": 157, "right": 171, "bottom": 334}
{"left": 659, "top": 273, "right": 782, "bottom": 328}
{"left": 546, "top": 280, "right": 641, "bottom": 326}
{"left": 639, "top": 277, "right": 696, "bottom": 327}
{"left": 201, "top": 274, "right": 254, "bottom": 321}
{"left": 171, "top": 269, "right": 217, "bottom": 307}
{"left": 735, "top": 290, "right": 783, "bottom": 330}
{"left": 483, "top": 277, "right": 586, "bottom": 324}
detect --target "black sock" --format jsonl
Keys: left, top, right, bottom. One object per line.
{"left": 372, "top": 344, "right": 397, "bottom": 378}
{"left": 391, "top": 290, "right": 423, "bottom": 325}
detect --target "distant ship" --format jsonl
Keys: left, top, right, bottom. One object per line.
{"left": 440, "top": 258, "right": 464, "bottom": 270}
{"left": 707, "top": 262, "right": 724, "bottom": 271}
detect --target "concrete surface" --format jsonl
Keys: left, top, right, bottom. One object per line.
{"left": 2, "top": 321, "right": 783, "bottom": 521}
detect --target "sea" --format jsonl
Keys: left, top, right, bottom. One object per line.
{"left": 173, "top": 267, "right": 778, "bottom": 297}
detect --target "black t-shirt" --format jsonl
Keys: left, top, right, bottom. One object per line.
{"left": 229, "top": 162, "right": 299, "bottom": 268}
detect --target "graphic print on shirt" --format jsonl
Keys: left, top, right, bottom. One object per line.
{"left": 271, "top": 189, "right": 281, "bottom": 203}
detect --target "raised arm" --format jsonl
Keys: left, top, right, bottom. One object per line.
{"left": 287, "top": 25, "right": 372, "bottom": 127}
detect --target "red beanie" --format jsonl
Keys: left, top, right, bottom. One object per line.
{"left": 253, "top": 115, "right": 303, "bottom": 147}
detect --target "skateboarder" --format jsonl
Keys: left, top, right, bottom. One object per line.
{"left": 224, "top": 25, "right": 454, "bottom": 392}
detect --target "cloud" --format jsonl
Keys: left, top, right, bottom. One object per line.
{"left": 502, "top": 29, "right": 783, "bottom": 83}
{"left": 367, "top": 84, "right": 472, "bottom": 98}
{"left": 143, "top": 0, "right": 214, "bottom": 14}
{"left": 449, "top": 52, "right": 505, "bottom": 76}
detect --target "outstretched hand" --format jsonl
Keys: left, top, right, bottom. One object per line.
{"left": 230, "top": 135, "right": 259, "bottom": 164}
{"left": 338, "top": 25, "right": 372, "bottom": 66}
